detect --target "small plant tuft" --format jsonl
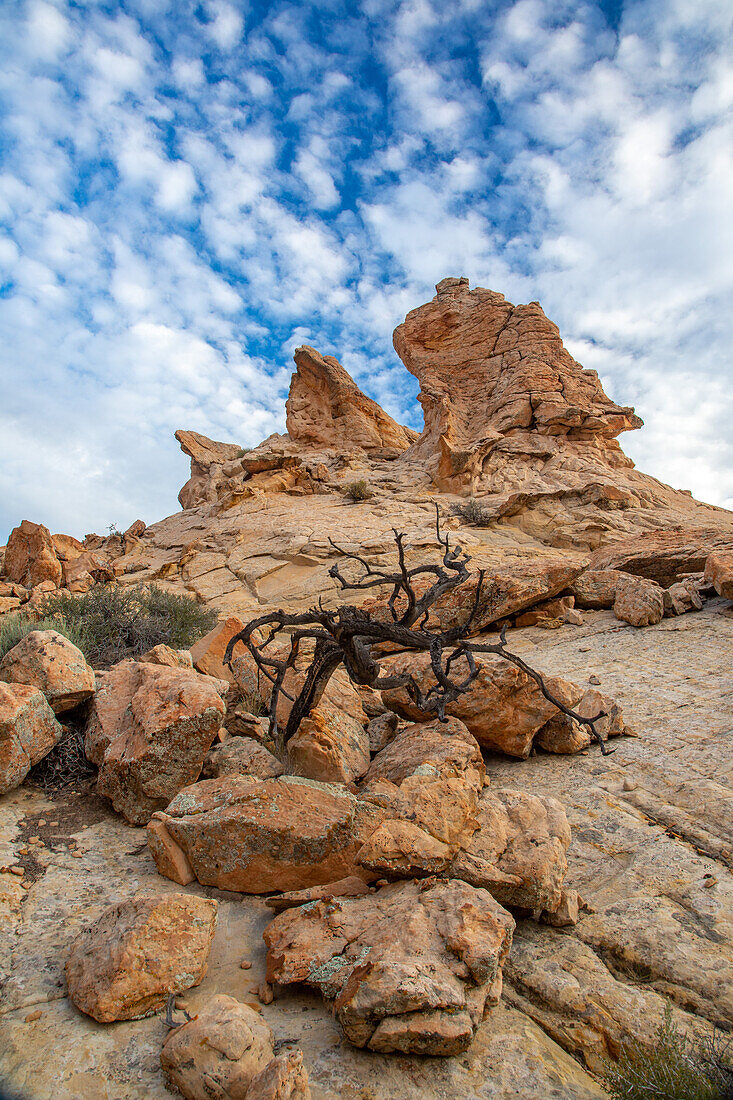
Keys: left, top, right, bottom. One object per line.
{"left": 344, "top": 478, "right": 374, "bottom": 503}
{"left": 457, "top": 498, "right": 493, "bottom": 527}
{"left": 603, "top": 1005, "right": 733, "bottom": 1100}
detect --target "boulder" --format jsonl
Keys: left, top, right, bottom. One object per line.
{"left": 0, "top": 630, "right": 95, "bottom": 714}
{"left": 85, "top": 659, "right": 227, "bottom": 825}
{"left": 176, "top": 430, "right": 244, "bottom": 510}
{"left": 245, "top": 1051, "right": 311, "bottom": 1099}
{"left": 65, "top": 893, "right": 218, "bottom": 1023}
{"left": 514, "top": 595, "right": 580, "bottom": 628}
{"left": 287, "top": 703, "right": 370, "bottom": 784}
{"left": 140, "top": 644, "right": 194, "bottom": 668}
{"left": 450, "top": 788, "right": 571, "bottom": 914}
{"left": 366, "top": 710, "right": 399, "bottom": 754}
{"left": 3, "top": 521, "right": 62, "bottom": 589}
{"left": 569, "top": 569, "right": 624, "bottom": 609}
{"left": 62, "top": 550, "right": 114, "bottom": 590}
{"left": 381, "top": 651, "right": 583, "bottom": 758}
{"left": 264, "top": 878, "right": 514, "bottom": 1055}
{"left": 191, "top": 615, "right": 245, "bottom": 682}
{"left": 147, "top": 775, "right": 382, "bottom": 892}
{"left": 0, "top": 681, "right": 63, "bottom": 795}
{"left": 203, "top": 737, "right": 284, "bottom": 780}
{"left": 160, "top": 994, "right": 275, "bottom": 1100}
{"left": 704, "top": 550, "right": 733, "bottom": 599}
{"left": 613, "top": 574, "right": 665, "bottom": 627}
{"left": 663, "top": 579, "right": 704, "bottom": 616}
{"left": 535, "top": 686, "right": 626, "bottom": 753}
{"left": 357, "top": 718, "right": 485, "bottom": 878}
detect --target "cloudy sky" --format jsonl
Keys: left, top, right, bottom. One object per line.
{"left": 1, "top": 0, "right": 732, "bottom": 542}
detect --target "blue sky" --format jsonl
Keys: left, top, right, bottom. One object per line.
{"left": 1, "top": 0, "right": 732, "bottom": 542}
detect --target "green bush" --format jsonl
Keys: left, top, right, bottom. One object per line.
{"left": 0, "top": 614, "right": 85, "bottom": 661}
{"left": 344, "top": 478, "right": 374, "bottom": 503}
{"left": 16, "top": 583, "right": 219, "bottom": 669}
{"left": 457, "top": 499, "right": 493, "bottom": 526}
{"left": 603, "top": 1006, "right": 733, "bottom": 1100}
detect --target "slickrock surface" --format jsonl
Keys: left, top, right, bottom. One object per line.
{"left": 65, "top": 893, "right": 218, "bottom": 1022}
{"left": 263, "top": 878, "right": 515, "bottom": 1055}
{"left": 0, "top": 630, "right": 95, "bottom": 715}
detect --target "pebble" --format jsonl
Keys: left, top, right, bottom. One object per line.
{"left": 240, "top": 959, "right": 252, "bottom": 970}
{"left": 258, "top": 982, "right": 274, "bottom": 1005}
{"left": 71, "top": 852, "right": 83, "bottom": 859}
{"left": 37, "top": 820, "right": 47, "bottom": 827}
{"left": 623, "top": 778, "right": 638, "bottom": 792}
{"left": 588, "top": 674, "right": 601, "bottom": 685}
{"left": 24, "top": 1010, "right": 42, "bottom": 1023}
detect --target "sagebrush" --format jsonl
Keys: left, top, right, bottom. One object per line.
{"left": 2, "top": 584, "right": 217, "bottom": 668}
{"left": 344, "top": 478, "right": 373, "bottom": 503}
{"left": 603, "top": 1007, "right": 733, "bottom": 1100}
{"left": 457, "top": 498, "right": 493, "bottom": 526}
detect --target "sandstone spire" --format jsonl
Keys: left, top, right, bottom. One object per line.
{"left": 286, "top": 345, "right": 417, "bottom": 456}
{"left": 394, "top": 277, "right": 642, "bottom": 491}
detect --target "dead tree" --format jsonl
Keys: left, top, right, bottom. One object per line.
{"left": 224, "top": 506, "right": 613, "bottom": 755}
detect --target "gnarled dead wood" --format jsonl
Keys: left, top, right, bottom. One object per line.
{"left": 224, "top": 506, "right": 612, "bottom": 754}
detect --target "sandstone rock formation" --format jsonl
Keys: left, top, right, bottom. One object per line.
{"left": 147, "top": 775, "right": 382, "bottom": 892}
{"left": 264, "top": 877, "right": 514, "bottom": 1056}
{"left": 287, "top": 702, "right": 370, "bottom": 785}
{"left": 202, "top": 736, "right": 285, "bottom": 780}
{"left": 3, "top": 520, "right": 62, "bottom": 589}
{"left": 85, "top": 659, "right": 227, "bottom": 825}
{"left": 176, "top": 430, "right": 245, "bottom": 509}
{"left": 65, "top": 893, "right": 218, "bottom": 1022}
{"left": 160, "top": 994, "right": 299, "bottom": 1100}
{"left": 286, "top": 345, "right": 417, "bottom": 456}
{"left": 705, "top": 549, "right": 733, "bottom": 599}
{"left": 0, "top": 681, "right": 63, "bottom": 794}
{"left": 589, "top": 526, "right": 733, "bottom": 586}
{"left": 613, "top": 573, "right": 665, "bottom": 627}
{"left": 0, "top": 630, "right": 95, "bottom": 714}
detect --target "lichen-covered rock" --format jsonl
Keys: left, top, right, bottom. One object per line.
{"left": 287, "top": 703, "right": 370, "bottom": 784}
{"left": 613, "top": 574, "right": 665, "bottom": 627}
{"left": 381, "top": 652, "right": 583, "bottom": 758}
{"left": 0, "top": 681, "right": 63, "bottom": 794}
{"left": 140, "top": 644, "right": 194, "bottom": 668}
{"left": 65, "top": 893, "right": 218, "bottom": 1023}
{"left": 203, "top": 737, "right": 284, "bottom": 780}
{"left": 450, "top": 788, "right": 571, "bottom": 914}
{"left": 160, "top": 994, "right": 275, "bottom": 1100}
{"left": 366, "top": 711, "right": 399, "bottom": 754}
{"left": 2, "top": 520, "right": 62, "bottom": 589}
{"left": 0, "top": 630, "right": 95, "bottom": 714}
{"left": 85, "top": 659, "right": 227, "bottom": 825}
{"left": 147, "top": 775, "right": 382, "bottom": 892}
{"left": 663, "top": 578, "right": 704, "bottom": 616}
{"left": 264, "top": 878, "right": 514, "bottom": 1056}
{"left": 704, "top": 549, "right": 733, "bottom": 599}
{"left": 245, "top": 1050, "right": 311, "bottom": 1100}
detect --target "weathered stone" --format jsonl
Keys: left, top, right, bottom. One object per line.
{"left": 569, "top": 569, "right": 625, "bottom": 609}
{"left": 160, "top": 994, "right": 274, "bottom": 1100}
{"left": 203, "top": 737, "right": 284, "bottom": 780}
{"left": 265, "top": 876, "right": 372, "bottom": 914}
{"left": 3, "top": 521, "right": 62, "bottom": 589}
{"left": 264, "top": 878, "right": 514, "bottom": 1055}
{"left": 286, "top": 345, "right": 417, "bottom": 457}
{"left": 450, "top": 788, "right": 571, "bottom": 914}
{"left": 190, "top": 616, "right": 245, "bottom": 682}
{"left": 381, "top": 651, "right": 583, "bottom": 758}
{"left": 245, "top": 1050, "right": 311, "bottom": 1100}
{"left": 590, "top": 527, "right": 733, "bottom": 587}
{"left": 85, "top": 660, "right": 227, "bottom": 825}
{"left": 0, "top": 630, "right": 95, "bottom": 714}
{"left": 613, "top": 574, "right": 665, "bottom": 627}
{"left": 663, "top": 578, "right": 704, "bottom": 616}
{"left": 515, "top": 595, "right": 578, "bottom": 628}
{"left": 147, "top": 776, "right": 381, "bottom": 893}
{"left": 0, "top": 681, "right": 63, "bottom": 795}
{"left": 139, "top": 644, "right": 194, "bottom": 668}
{"left": 176, "top": 430, "right": 244, "bottom": 509}
{"left": 366, "top": 710, "right": 399, "bottom": 754}
{"left": 288, "top": 703, "right": 370, "bottom": 784}
{"left": 65, "top": 893, "right": 217, "bottom": 1023}
{"left": 704, "top": 549, "right": 733, "bottom": 599}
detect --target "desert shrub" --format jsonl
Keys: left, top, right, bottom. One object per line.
{"left": 603, "top": 1007, "right": 733, "bottom": 1100}
{"left": 457, "top": 499, "right": 493, "bottom": 526}
{"left": 344, "top": 478, "right": 374, "bottom": 503}
{"left": 0, "top": 613, "right": 86, "bottom": 660}
{"left": 34, "top": 584, "right": 217, "bottom": 668}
